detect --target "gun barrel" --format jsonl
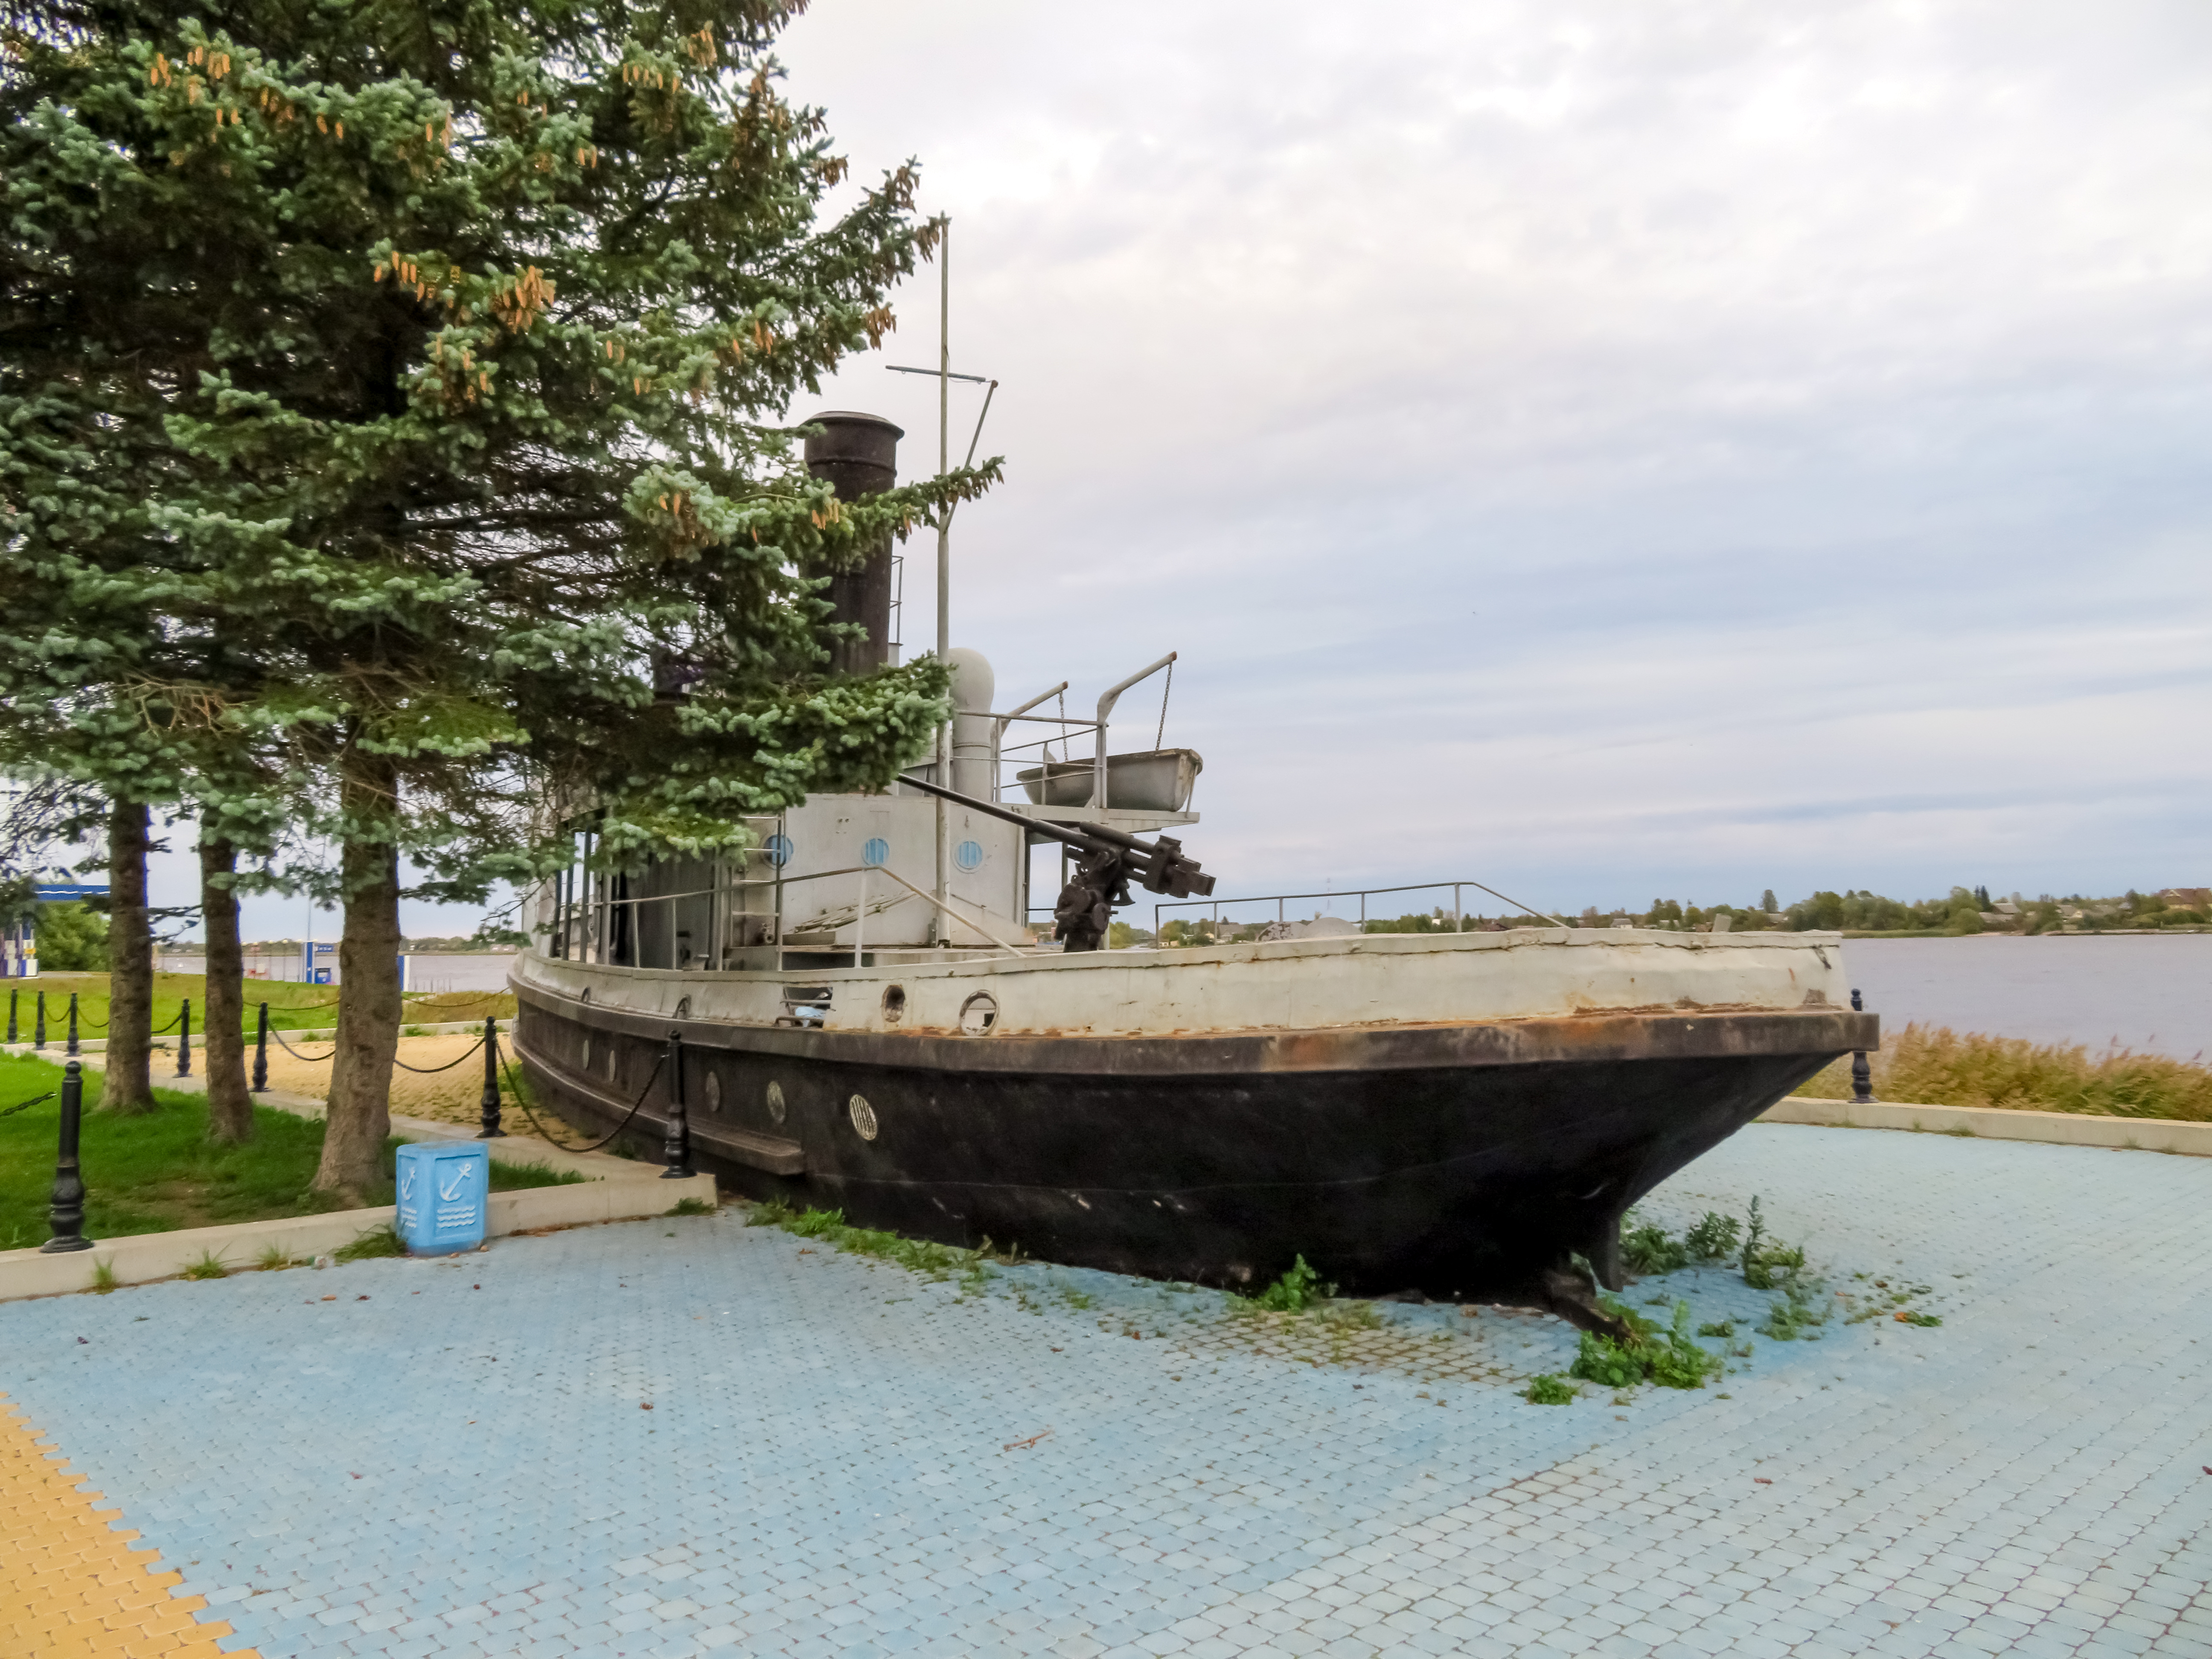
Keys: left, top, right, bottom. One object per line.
{"left": 898, "top": 773, "right": 1138, "bottom": 857}
{"left": 895, "top": 771, "right": 1215, "bottom": 897}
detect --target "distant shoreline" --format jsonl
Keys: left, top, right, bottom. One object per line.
{"left": 1839, "top": 928, "right": 2212, "bottom": 940}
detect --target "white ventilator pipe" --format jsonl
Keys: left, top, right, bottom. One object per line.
{"left": 946, "top": 649, "right": 996, "bottom": 800}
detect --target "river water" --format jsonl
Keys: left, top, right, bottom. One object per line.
{"left": 1836, "top": 934, "right": 2212, "bottom": 1060}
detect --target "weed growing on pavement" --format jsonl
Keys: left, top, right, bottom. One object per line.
{"left": 747, "top": 1201, "right": 989, "bottom": 1283}
{"left": 1622, "top": 1219, "right": 1688, "bottom": 1275}
{"left": 1759, "top": 1276, "right": 1831, "bottom": 1341}
{"left": 335, "top": 1225, "right": 403, "bottom": 1262}
{"left": 1619, "top": 1205, "right": 1752, "bottom": 1283}
{"left": 1234, "top": 1254, "right": 1333, "bottom": 1313}
{"left": 1739, "top": 1196, "right": 1767, "bottom": 1275}
{"left": 666, "top": 1197, "right": 715, "bottom": 1217}
{"left": 183, "top": 1250, "right": 228, "bottom": 1280}
{"left": 1697, "top": 1319, "right": 1735, "bottom": 1339}
{"left": 1894, "top": 1310, "right": 1943, "bottom": 1327}
{"left": 1525, "top": 1374, "right": 1576, "bottom": 1405}
{"left": 88, "top": 1257, "right": 118, "bottom": 1293}
{"left": 1570, "top": 1297, "right": 1724, "bottom": 1391}
{"left": 1683, "top": 1211, "right": 1742, "bottom": 1262}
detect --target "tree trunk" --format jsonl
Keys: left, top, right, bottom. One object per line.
{"left": 100, "top": 797, "right": 155, "bottom": 1115}
{"left": 200, "top": 835, "right": 253, "bottom": 1144}
{"left": 312, "top": 753, "right": 401, "bottom": 1202}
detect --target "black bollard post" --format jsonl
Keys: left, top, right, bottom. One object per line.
{"left": 176, "top": 997, "right": 192, "bottom": 1077}
{"left": 7, "top": 986, "right": 17, "bottom": 1044}
{"left": 251, "top": 1001, "right": 269, "bottom": 1092}
{"left": 476, "top": 1016, "right": 506, "bottom": 1139}
{"left": 67, "top": 992, "right": 80, "bottom": 1056}
{"left": 33, "top": 990, "right": 45, "bottom": 1050}
{"left": 661, "top": 1029, "right": 693, "bottom": 1179}
{"left": 40, "top": 1060, "right": 94, "bottom": 1254}
{"left": 1850, "top": 988, "right": 1874, "bottom": 1104}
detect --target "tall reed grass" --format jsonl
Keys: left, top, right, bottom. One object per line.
{"left": 1800, "top": 1022, "right": 2212, "bottom": 1122}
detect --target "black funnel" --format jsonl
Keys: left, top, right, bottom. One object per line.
{"left": 803, "top": 411, "right": 903, "bottom": 675}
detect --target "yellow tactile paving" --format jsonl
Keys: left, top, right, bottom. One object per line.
{"left": 0, "top": 1392, "right": 259, "bottom": 1659}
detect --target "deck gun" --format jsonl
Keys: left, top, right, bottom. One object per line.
{"left": 897, "top": 773, "right": 1216, "bottom": 952}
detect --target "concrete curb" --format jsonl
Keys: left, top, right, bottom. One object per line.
{"left": 0, "top": 1171, "right": 719, "bottom": 1302}
{"left": 2, "top": 1018, "right": 502, "bottom": 1057}
{"left": 1764, "top": 1095, "right": 2212, "bottom": 1156}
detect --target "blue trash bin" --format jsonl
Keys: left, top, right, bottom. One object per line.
{"left": 396, "top": 1142, "right": 490, "bottom": 1255}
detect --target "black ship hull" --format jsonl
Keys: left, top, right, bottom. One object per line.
{"left": 512, "top": 982, "right": 1873, "bottom": 1295}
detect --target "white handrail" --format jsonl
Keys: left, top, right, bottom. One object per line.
{"left": 1091, "top": 651, "right": 1176, "bottom": 809}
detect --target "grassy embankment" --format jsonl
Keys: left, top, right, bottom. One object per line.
{"left": 1799, "top": 1022, "right": 2212, "bottom": 1122}
{"left": 0, "top": 1051, "right": 578, "bottom": 1250}
{"left": 8, "top": 972, "right": 514, "bottom": 1041}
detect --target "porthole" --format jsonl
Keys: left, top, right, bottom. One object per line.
{"left": 958, "top": 992, "right": 999, "bottom": 1036}
{"left": 581, "top": 1035, "right": 594, "bottom": 1071}
{"left": 766, "top": 1080, "right": 787, "bottom": 1125}
{"left": 881, "top": 984, "right": 907, "bottom": 1025}
{"left": 703, "top": 1071, "right": 722, "bottom": 1114}
{"left": 848, "top": 1093, "right": 879, "bottom": 1141}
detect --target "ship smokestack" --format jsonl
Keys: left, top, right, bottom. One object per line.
{"left": 803, "top": 411, "right": 903, "bottom": 675}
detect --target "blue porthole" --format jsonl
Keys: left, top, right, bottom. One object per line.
{"left": 862, "top": 837, "right": 889, "bottom": 867}
{"left": 763, "top": 834, "right": 793, "bottom": 868}
{"left": 955, "top": 839, "right": 984, "bottom": 872}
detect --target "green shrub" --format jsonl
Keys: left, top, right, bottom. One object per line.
{"left": 32, "top": 900, "right": 108, "bottom": 971}
{"left": 1525, "top": 1374, "right": 1576, "bottom": 1405}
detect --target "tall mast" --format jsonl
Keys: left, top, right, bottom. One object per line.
{"left": 933, "top": 217, "right": 952, "bottom": 942}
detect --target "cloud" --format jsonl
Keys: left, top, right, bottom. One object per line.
{"left": 130, "top": 2, "right": 2212, "bottom": 934}
{"left": 782, "top": 0, "right": 2212, "bottom": 906}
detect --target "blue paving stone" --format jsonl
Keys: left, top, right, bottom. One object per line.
{"left": 4, "top": 1123, "right": 2211, "bottom": 1657}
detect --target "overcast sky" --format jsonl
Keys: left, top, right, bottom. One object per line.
{"left": 152, "top": 0, "right": 2212, "bottom": 937}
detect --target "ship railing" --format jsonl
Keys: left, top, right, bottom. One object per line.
{"left": 982, "top": 650, "right": 1175, "bottom": 812}
{"left": 988, "top": 713, "right": 1102, "bottom": 808}
{"left": 548, "top": 856, "right": 1039, "bottom": 972}
{"left": 1133, "top": 879, "right": 1568, "bottom": 944}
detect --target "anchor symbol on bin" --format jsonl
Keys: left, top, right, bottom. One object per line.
{"left": 439, "top": 1165, "right": 474, "bottom": 1202}
{"left": 399, "top": 1169, "right": 416, "bottom": 1204}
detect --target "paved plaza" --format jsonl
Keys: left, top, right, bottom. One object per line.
{"left": 4, "top": 1121, "right": 2210, "bottom": 1659}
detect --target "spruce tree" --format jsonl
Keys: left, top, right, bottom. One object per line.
{"left": 3, "top": 1, "right": 986, "bottom": 1198}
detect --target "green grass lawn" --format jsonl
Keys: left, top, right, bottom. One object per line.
{"left": 0, "top": 1051, "right": 579, "bottom": 1251}
{"left": 5, "top": 972, "right": 515, "bottom": 1042}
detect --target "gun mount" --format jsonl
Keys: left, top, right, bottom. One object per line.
{"left": 896, "top": 772, "right": 1216, "bottom": 952}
